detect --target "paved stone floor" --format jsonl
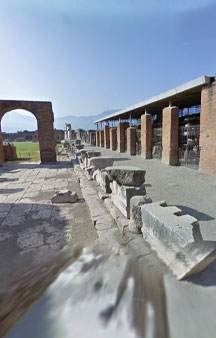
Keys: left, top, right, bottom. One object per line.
{"left": 0, "top": 159, "right": 97, "bottom": 289}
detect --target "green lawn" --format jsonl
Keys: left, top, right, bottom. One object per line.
{"left": 13, "top": 142, "right": 40, "bottom": 161}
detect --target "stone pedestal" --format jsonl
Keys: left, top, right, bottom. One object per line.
{"left": 104, "top": 125, "right": 110, "bottom": 149}
{"left": 141, "top": 114, "right": 152, "bottom": 159}
{"left": 199, "top": 83, "right": 216, "bottom": 175}
{"left": 127, "top": 127, "right": 136, "bottom": 156}
{"left": 117, "top": 122, "right": 129, "bottom": 153}
{"left": 110, "top": 128, "right": 117, "bottom": 151}
{"left": 162, "top": 106, "right": 179, "bottom": 165}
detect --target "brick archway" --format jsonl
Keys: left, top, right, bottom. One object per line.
{"left": 0, "top": 100, "right": 56, "bottom": 164}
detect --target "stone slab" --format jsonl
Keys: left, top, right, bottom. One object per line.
{"left": 89, "top": 156, "right": 115, "bottom": 170}
{"left": 105, "top": 166, "right": 146, "bottom": 186}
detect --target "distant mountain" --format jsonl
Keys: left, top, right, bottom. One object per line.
{"left": 54, "top": 109, "right": 119, "bottom": 130}
{"left": 1, "top": 109, "right": 120, "bottom": 133}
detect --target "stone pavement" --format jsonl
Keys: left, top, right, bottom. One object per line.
{"left": 0, "top": 160, "right": 97, "bottom": 289}
{"left": 90, "top": 145, "right": 216, "bottom": 241}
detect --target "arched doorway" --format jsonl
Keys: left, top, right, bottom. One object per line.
{"left": 0, "top": 100, "right": 56, "bottom": 165}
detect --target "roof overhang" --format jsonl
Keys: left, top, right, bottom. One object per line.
{"left": 94, "top": 75, "right": 214, "bottom": 123}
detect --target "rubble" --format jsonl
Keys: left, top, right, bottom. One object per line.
{"left": 51, "top": 190, "right": 79, "bottom": 204}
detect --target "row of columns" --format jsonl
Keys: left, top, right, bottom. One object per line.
{"left": 96, "top": 106, "right": 179, "bottom": 165}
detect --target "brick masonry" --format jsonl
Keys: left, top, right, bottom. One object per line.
{"left": 0, "top": 100, "right": 56, "bottom": 165}
{"left": 104, "top": 125, "right": 110, "bottom": 149}
{"left": 110, "top": 128, "right": 117, "bottom": 151}
{"left": 96, "top": 130, "right": 100, "bottom": 147}
{"left": 162, "top": 106, "right": 179, "bottom": 165}
{"left": 141, "top": 114, "right": 152, "bottom": 159}
{"left": 199, "top": 82, "right": 216, "bottom": 175}
{"left": 99, "top": 130, "right": 104, "bottom": 147}
{"left": 117, "top": 122, "right": 129, "bottom": 153}
{"left": 127, "top": 127, "right": 136, "bottom": 156}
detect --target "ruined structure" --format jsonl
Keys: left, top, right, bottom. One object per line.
{"left": 94, "top": 75, "right": 216, "bottom": 176}
{"left": 0, "top": 100, "right": 56, "bottom": 164}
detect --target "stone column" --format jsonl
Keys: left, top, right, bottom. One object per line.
{"left": 127, "top": 127, "right": 136, "bottom": 156}
{"left": 0, "top": 123, "right": 4, "bottom": 165}
{"left": 199, "top": 82, "right": 216, "bottom": 175}
{"left": 162, "top": 106, "right": 179, "bottom": 165}
{"left": 141, "top": 114, "right": 152, "bottom": 159}
{"left": 96, "top": 130, "right": 100, "bottom": 147}
{"left": 36, "top": 110, "right": 57, "bottom": 163}
{"left": 100, "top": 130, "right": 104, "bottom": 147}
{"left": 104, "top": 125, "right": 110, "bottom": 149}
{"left": 110, "top": 128, "right": 117, "bottom": 151}
{"left": 117, "top": 122, "right": 129, "bottom": 153}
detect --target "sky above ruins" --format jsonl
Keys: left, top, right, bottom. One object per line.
{"left": 0, "top": 0, "right": 215, "bottom": 124}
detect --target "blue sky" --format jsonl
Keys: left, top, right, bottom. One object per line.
{"left": 0, "top": 0, "right": 215, "bottom": 124}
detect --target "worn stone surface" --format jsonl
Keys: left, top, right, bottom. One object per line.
{"left": 89, "top": 156, "right": 115, "bottom": 169}
{"left": 86, "top": 151, "right": 101, "bottom": 158}
{"left": 96, "top": 170, "right": 112, "bottom": 193}
{"left": 0, "top": 160, "right": 97, "bottom": 289}
{"left": 110, "top": 180, "right": 146, "bottom": 218}
{"left": 51, "top": 190, "right": 79, "bottom": 204}
{"left": 141, "top": 200, "right": 200, "bottom": 247}
{"left": 105, "top": 166, "right": 146, "bottom": 187}
{"left": 129, "top": 195, "right": 152, "bottom": 234}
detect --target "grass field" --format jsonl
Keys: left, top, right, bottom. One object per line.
{"left": 14, "top": 142, "right": 41, "bottom": 161}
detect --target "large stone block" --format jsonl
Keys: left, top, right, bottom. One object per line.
{"left": 140, "top": 201, "right": 216, "bottom": 279}
{"left": 105, "top": 166, "right": 145, "bottom": 187}
{"left": 96, "top": 170, "right": 112, "bottom": 193}
{"left": 141, "top": 200, "right": 200, "bottom": 247}
{"left": 129, "top": 195, "right": 152, "bottom": 234}
{"left": 110, "top": 180, "right": 146, "bottom": 218}
{"left": 89, "top": 156, "right": 115, "bottom": 170}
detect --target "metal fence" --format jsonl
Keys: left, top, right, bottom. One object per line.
{"left": 178, "top": 124, "right": 200, "bottom": 169}
{"left": 136, "top": 129, "right": 141, "bottom": 155}
{"left": 152, "top": 127, "right": 162, "bottom": 159}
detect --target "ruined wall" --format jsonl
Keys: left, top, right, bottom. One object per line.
{"left": 0, "top": 100, "right": 56, "bottom": 165}
{"left": 199, "top": 82, "right": 216, "bottom": 175}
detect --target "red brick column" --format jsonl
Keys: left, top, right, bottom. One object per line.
{"left": 0, "top": 123, "right": 4, "bottom": 166}
{"left": 100, "top": 130, "right": 104, "bottom": 147}
{"left": 162, "top": 106, "right": 179, "bottom": 165}
{"left": 104, "top": 125, "right": 110, "bottom": 149}
{"left": 199, "top": 83, "right": 216, "bottom": 175}
{"left": 127, "top": 127, "right": 136, "bottom": 155}
{"left": 96, "top": 130, "right": 100, "bottom": 146}
{"left": 110, "top": 128, "right": 117, "bottom": 150}
{"left": 117, "top": 122, "right": 129, "bottom": 152}
{"left": 141, "top": 114, "right": 152, "bottom": 159}
{"left": 36, "top": 111, "right": 56, "bottom": 163}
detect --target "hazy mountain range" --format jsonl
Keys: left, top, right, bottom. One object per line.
{"left": 1, "top": 109, "right": 119, "bottom": 133}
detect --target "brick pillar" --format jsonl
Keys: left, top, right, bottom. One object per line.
{"left": 104, "top": 125, "right": 110, "bottom": 149}
{"left": 127, "top": 127, "right": 136, "bottom": 155}
{"left": 117, "top": 122, "right": 129, "bottom": 152}
{"left": 141, "top": 114, "right": 152, "bottom": 159}
{"left": 162, "top": 106, "right": 179, "bottom": 165}
{"left": 100, "top": 130, "right": 104, "bottom": 147}
{"left": 110, "top": 128, "right": 117, "bottom": 150}
{"left": 199, "top": 83, "right": 216, "bottom": 175}
{"left": 96, "top": 130, "right": 100, "bottom": 146}
{"left": 0, "top": 122, "right": 4, "bottom": 166}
